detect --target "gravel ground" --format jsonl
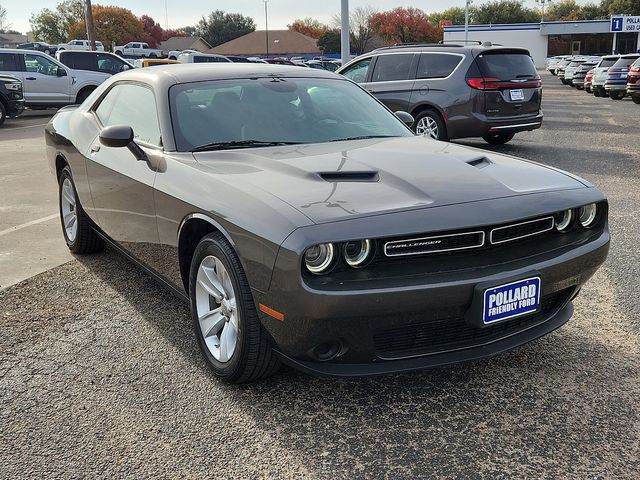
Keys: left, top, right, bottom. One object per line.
{"left": 1, "top": 74, "right": 639, "bottom": 479}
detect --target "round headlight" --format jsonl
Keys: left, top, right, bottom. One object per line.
{"left": 343, "top": 239, "right": 373, "bottom": 268}
{"left": 556, "top": 209, "right": 573, "bottom": 232}
{"left": 578, "top": 203, "right": 597, "bottom": 228}
{"left": 304, "top": 243, "right": 335, "bottom": 274}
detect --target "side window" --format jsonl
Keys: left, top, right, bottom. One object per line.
{"left": 340, "top": 58, "right": 371, "bottom": 83}
{"left": 0, "top": 53, "right": 18, "bottom": 71}
{"left": 96, "top": 54, "right": 127, "bottom": 74}
{"left": 371, "top": 54, "right": 414, "bottom": 82}
{"left": 417, "top": 54, "right": 462, "bottom": 79}
{"left": 95, "top": 84, "right": 161, "bottom": 146}
{"left": 24, "top": 53, "right": 60, "bottom": 76}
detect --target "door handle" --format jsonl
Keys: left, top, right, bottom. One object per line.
{"left": 25, "top": 77, "right": 37, "bottom": 80}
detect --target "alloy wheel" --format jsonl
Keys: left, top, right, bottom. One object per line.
{"left": 60, "top": 178, "right": 78, "bottom": 242}
{"left": 416, "top": 116, "right": 439, "bottom": 139}
{"left": 195, "top": 255, "right": 239, "bottom": 363}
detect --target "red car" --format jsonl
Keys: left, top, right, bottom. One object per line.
{"left": 584, "top": 68, "right": 595, "bottom": 93}
{"left": 627, "top": 58, "right": 640, "bottom": 104}
{"left": 262, "top": 57, "right": 296, "bottom": 66}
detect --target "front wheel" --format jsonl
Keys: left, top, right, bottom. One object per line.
{"left": 482, "top": 132, "right": 515, "bottom": 145}
{"left": 413, "top": 110, "right": 448, "bottom": 141}
{"left": 149, "top": 53, "right": 157, "bottom": 59}
{"left": 189, "top": 233, "right": 280, "bottom": 383}
{"left": 58, "top": 166, "right": 104, "bottom": 254}
{"left": 115, "top": 50, "right": 123, "bottom": 56}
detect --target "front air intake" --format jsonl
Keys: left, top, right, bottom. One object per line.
{"left": 318, "top": 171, "right": 379, "bottom": 182}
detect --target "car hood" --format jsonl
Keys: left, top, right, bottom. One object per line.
{"left": 193, "top": 137, "right": 585, "bottom": 224}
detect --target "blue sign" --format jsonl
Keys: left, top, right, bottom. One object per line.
{"left": 483, "top": 277, "right": 541, "bottom": 325}
{"left": 611, "top": 17, "right": 624, "bottom": 32}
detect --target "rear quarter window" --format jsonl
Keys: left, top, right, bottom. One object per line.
{"left": 417, "top": 53, "right": 462, "bottom": 79}
{"left": 477, "top": 52, "right": 536, "bottom": 80}
{"left": 0, "top": 53, "right": 19, "bottom": 71}
{"left": 613, "top": 56, "right": 640, "bottom": 68}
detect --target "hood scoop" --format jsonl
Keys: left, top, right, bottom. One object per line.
{"left": 466, "top": 157, "right": 493, "bottom": 169}
{"left": 318, "top": 170, "right": 379, "bottom": 183}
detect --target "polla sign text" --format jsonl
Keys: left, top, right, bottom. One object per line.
{"left": 610, "top": 16, "right": 640, "bottom": 32}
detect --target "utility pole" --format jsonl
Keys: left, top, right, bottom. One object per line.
{"left": 264, "top": 0, "right": 269, "bottom": 57}
{"left": 84, "top": 0, "right": 96, "bottom": 51}
{"left": 341, "top": 0, "right": 350, "bottom": 65}
{"left": 464, "top": 0, "right": 471, "bottom": 43}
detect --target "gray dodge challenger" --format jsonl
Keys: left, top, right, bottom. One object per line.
{"left": 45, "top": 64, "right": 609, "bottom": 383}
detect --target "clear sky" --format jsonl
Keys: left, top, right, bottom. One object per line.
{"left": 2, "top": 0, "right": 596, "bottom": 36}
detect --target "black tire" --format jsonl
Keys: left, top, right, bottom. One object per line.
{"left": 75, "top": 87, "right": 94, "bottom": 105}
{"left": 609, "top": 91, "right": 624, "bottom": 100}
{"left": 593, "top": 89, "right": 601, "bottom": 97}
{"left": 585, "top": 87, "right": 592, "bottom": 93}
{"left": 632, "top": 95, "right": 640, "bottom": 105}
{"left": 58, "top": 166, "right": 104, "bottom": 254}
{"left": 482, "top": 132, "right": 515, "bottom": 145}
{"left": 413, "top": 109, "right": 448, "bottom": 141}
{"left": 115, "top": 50, "right": 123, "bottom": 56}
{"left": 149, "top": 53, "right": 157, "bottom": 59}
{"left": 575, "top": 85, "right": 583, "bottom": 90}
{"left": 189, "top": 232, "right": 280, "bottom": 383}
{"left": 169, "top": 56, "right": 177, "bottom": 60}
{"left": 0, "top": 101, "right": 6, "bottom": 127}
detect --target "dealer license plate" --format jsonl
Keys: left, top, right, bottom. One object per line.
{"left": 509, "top": 89, "right": 525, "bottom": 101}
{"left": 483, "top": 277, "right": 541, "bottom": 325}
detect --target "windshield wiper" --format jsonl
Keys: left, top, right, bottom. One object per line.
{"left": 329, "top": 135, "right": 397, "bottom": 142}
{"left": 190, "top": 140, "right": 301, "bottom": 152}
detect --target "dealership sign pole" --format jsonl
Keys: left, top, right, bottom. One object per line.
{"left": 341, "top": 0, "right": 350, "bottom": 65}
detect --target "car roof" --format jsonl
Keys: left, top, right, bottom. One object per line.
{"left": 108, "top": 62, "right": 338, "bottom": 86}
{"left": 370, "top": 44, "right": 529, "bottom": 55}
{"left": 0, "top": 48, "right": 49, "bottom": 54}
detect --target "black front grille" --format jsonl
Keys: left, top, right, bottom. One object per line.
{"left": 384, "top": 231, "right": 484, "bottom": 257}
{"left": 490, "top": 217, "right": 554, "bottom": 245}
{"left": 373, "top": 289, "right": 571, "bottom": 359}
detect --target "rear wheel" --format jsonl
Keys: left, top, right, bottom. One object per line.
{"left": 632, "top": 95, "right": 640, "bottom": 105}
{"left": 58, "top": 166, "right": 104, "bottom": 254}
{"left": 149, "top": 53, "right": 157, "bottom": 59}
{"left": 189, "top": 232, "right": 280, "bottom": 383}
{"left": 482, "top": 132, "right": 515, "bottom": 145}
{"left": 593, "top": 89, "right": 601, "bottom": 97}
{"left": 609, "top": 91, "right": 624, "bottom": 100}
{"left": 413, "top": 109, "right": 448, "bottom": 141}
{"left": 75, "top": 87, "right": 95, "bottom": 105}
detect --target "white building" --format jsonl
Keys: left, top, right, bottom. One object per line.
{"left": 443, "top": 19, "right": 640, "bottom": 67}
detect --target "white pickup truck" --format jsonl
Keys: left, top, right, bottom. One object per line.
{"left": 114, "top": 42, "right": 164, "bottom": 58}
{"left": 57, "top": 39, "right": 105, "bottom": 52}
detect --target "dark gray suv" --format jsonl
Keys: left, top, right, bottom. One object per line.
{"left": 337, "top": 44, "right": 543, "bottom": 145}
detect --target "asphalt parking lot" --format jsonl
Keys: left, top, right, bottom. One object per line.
{"left": 1, "top": 74, "right": 639, "bottom": 478}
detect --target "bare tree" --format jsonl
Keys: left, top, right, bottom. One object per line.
{"left": 331, "top": 5, "right": 377, "bottom": 55}
{"left": 0, "top": 4, "right": 10, "bottom": 32}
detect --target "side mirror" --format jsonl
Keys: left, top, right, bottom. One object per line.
{"left": 99, "top": 125, "right": 146, "bottom": 160}
{"left": 394, "top": 111, "right": 414, "bottom": 127}
{"left": 57, "top": 67, "right": 67, "bottom": 77}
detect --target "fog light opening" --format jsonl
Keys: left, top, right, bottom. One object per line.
{"left": 310, "top": 341, "right": 343, "bottom": 362}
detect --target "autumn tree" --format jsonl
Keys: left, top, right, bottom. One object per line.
{"left": 473, "top": 1, "right": 539, "bottom": 24}
{"left": 67, "top": 6, "right": 145, "bottom": 49}
{"left": 0, "top": 4, "right": 8, "bottom": 32}
{"left": 370, "top": 7, "right": 439, "bottom": 45}
{"left": 162, "top": 29, "right": 190, "bottom": 41}
{"left": 141, "top": 15, "right": 163, "bottom": 47}
{"left": 30, "top": 0, "right": 84, "bottom": 44}
{"left": 331, "top": 6, "right": 377, "bottom": 54}
{"left": 288, "top": 17, "right": 328, "bottom": 39}
{"left": 196, "top": 10, "right": 256, "bottom": 48}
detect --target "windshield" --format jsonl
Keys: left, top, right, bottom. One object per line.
{"left": 169, "top": 77, "right": 413, "bottom": 151}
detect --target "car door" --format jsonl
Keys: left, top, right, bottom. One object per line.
{"left": 21, "top": 52, "right": 71, "bottom": 105}
{"left": 85, "top": 82, "right": 161, "bottom": 264}
{"left": 410, "top": 52, "right": 466, "bottom": 112}
{"left": 364, "top": 53, "right": 417, "bottom": 113}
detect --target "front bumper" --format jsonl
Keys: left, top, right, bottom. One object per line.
{"left": 6, "top": 98, "right": 24, "bottom": 118}
{"left": 257, "top": 194, "right": 609, "bottom": 377}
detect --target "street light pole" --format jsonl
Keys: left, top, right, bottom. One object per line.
{"left": 464, "top": 0, "right": 471, "bottom": 44}
{"left": 341, "top": 0, "right": 349, "bottom": 65}
{"left": 264, "top": 0, "right": 269, "bottom": 57}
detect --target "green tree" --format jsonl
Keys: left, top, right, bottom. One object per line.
{"left": 429, "top": 7, "right": 468, "bottom": 27}
{"left": 577, "top": 3, "right": 607, "bottom": 20}
{"left": 600, "top": 0, "right": 640, "bottom": 16}
{"left": 473, "top": 0, "right": 540, "bottom": 24}
{"left": 30, "top": 0, "right": 84, "bottom": 44}
{"left": 196, "top": 10, "right": 256, "bottom": 48}
{"left": 317, "top": 29, "right": 341, "bottom": 54}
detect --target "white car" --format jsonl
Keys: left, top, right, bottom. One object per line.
{"left": 167, "top": 49, "right": 199, "bottom": 60}
{"left": 591, "top": 55, "right": 621, "bottom": 97}
{"left": 57, "top": 39, "right": 105, "bottom": 52}
{"left": 114, "top": 42, "right": 164, "bottom": 58}
{"left": 0, "top": 48, "right": 110, "bottom": 106}
{"left": 177, "top": 52, "right": 231, "bottom": 63}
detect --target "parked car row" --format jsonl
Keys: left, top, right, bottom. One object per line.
{"left": 548, "top": 53, "right": 640, "bottom": 103}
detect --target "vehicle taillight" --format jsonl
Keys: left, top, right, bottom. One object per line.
{"left": 630, "top": 66, "right": 640, "bottom": 73}
{"left": 467, "top": 74, "right": 541, "bottom": 90}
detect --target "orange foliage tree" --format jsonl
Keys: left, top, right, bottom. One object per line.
{"left": 287, "top": 17, "right": 328, "bottom": 39}
{"left": 370, "top": 7, "right": 439, "bottom": 45}
{"left": 67, "top": 5, "right": 145, "bottom": 49}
